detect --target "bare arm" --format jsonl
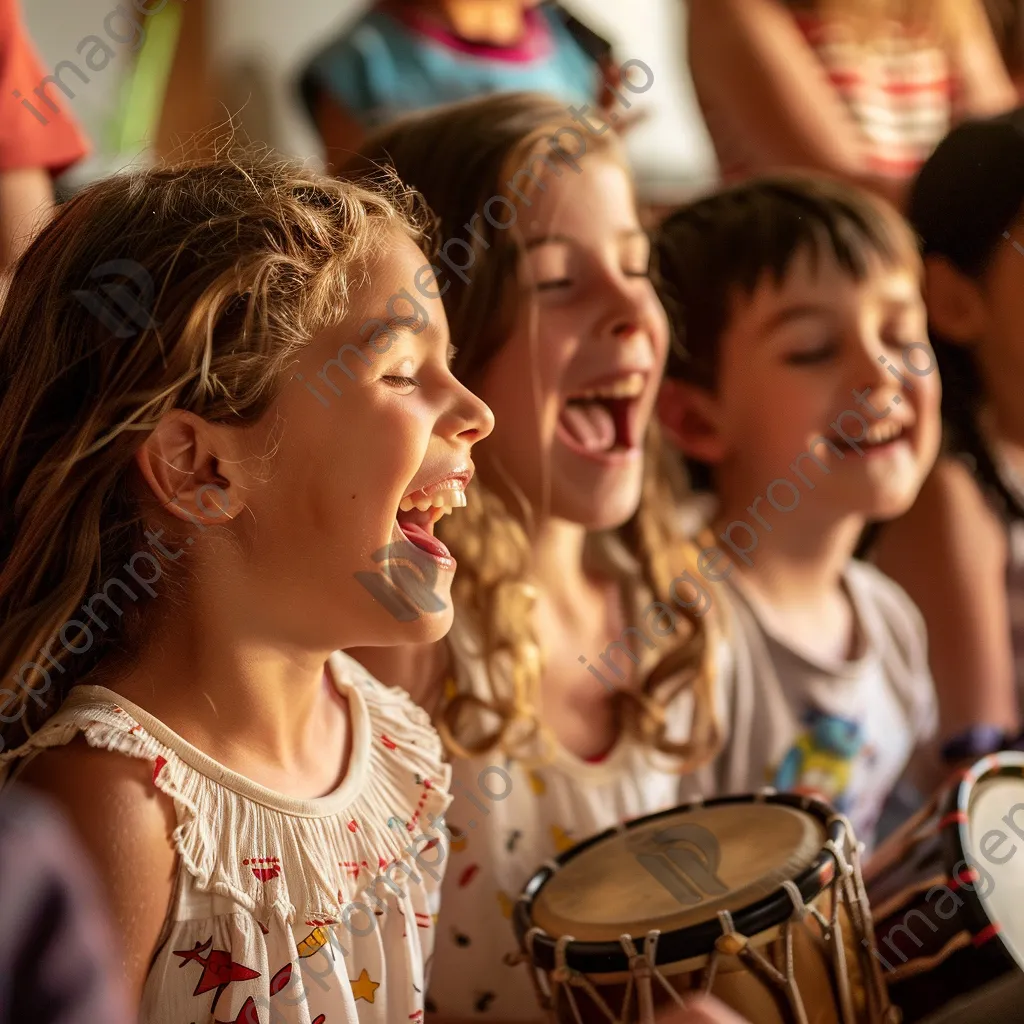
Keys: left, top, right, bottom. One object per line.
{"left": 0, "top": 167, "right": 52, "bottom": 271}
{"left": 874, "top": 458, "right": 1020, "bottom": 740}
{"left": 314, "top": 92, "right": 367, "bottom": 175}
{"left": 17, "top": 740, "right": 178, "bottom": 1006}
{"left": 687, "top": 0, "right": 905, "bottom": 207}
{"left": 952, "top": 0, "right": 1018, "bottom": 119}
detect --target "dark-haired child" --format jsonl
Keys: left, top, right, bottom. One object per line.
{"left": 872, "top": 108, "right": 1024, "bottom": 761}
{"left": 655, "top": 176, "right": 940, "bottom": 845}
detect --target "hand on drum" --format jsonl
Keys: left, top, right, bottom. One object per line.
{"left": 658, "top": 995, "right": 750, "bottom": 1024}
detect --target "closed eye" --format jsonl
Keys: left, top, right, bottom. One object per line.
{"left": 784, "top": 345, "right": 838, "bottom": 366}
{"left": 535, "top": 278, "right": 572, "bottom": 291}
{"left": 383, "top": 375, "right": 421, "bottom": 388}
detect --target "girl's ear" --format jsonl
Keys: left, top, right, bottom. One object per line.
{"left": 135, "top": 411, "right": 247, "bottom": 527}
{"left": 923, "top": 256, "right": 987, "bottom": 345}
{"left": 656, "top": 378, "right": 726, "bottom": 464}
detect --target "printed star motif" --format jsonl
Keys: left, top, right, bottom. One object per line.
{"left": 551, "top": 825, "right": 575, "bottom": 853}
{"left": 350, "top": 968, "right": 380, "bottom": 1003}
{"left": 173, "top": 937, "right": 261, "bottom": 1012}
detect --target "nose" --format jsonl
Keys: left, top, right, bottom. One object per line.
{"left": 600, "top": 283, "right": 648, "bottom": 346}
{"left": 448, "top": 377, "right": 495, "bottom": 445}
{"left": 853, "top": 334, "right": 901, "bottom": 399}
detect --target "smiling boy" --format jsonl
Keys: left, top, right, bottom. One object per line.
{"left": 654, "top": 176, "right": 940, "bottom": 845}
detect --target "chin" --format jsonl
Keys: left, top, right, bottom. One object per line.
{"left": 555, "top": 487, "right": 643, "bottom": 531}
{"left": 371, "top": 603, "right": 455, "bottom": 645}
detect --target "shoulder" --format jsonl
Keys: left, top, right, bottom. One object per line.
{"left": 16, "top": 738, "right": 177, "bottom": 882}
{"left": 689, "top": 0, "right": 800, "bottom": 43}
{"left": 846, "top": 561, "right": 937, "bottom": 724}
{"left": 300, "top": 9, "right": 403, "bottom": 108}
{"left": 876, "top": 457, "right": 1006, "bottom": 572}
{"left": 846, "top": 559, "right": 926, "bottom": 645}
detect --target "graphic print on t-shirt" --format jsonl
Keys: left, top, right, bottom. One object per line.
{"left": 769, "top": 706, "right": 865, "bottom": 812}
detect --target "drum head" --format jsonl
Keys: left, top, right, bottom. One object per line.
{"left": 960, "top": 754, "right": 1024, "bottom": 972}
{"left": 532, "top": 801, "right": 826, "bottom": 942}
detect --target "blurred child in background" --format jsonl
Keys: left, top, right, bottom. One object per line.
{"left": 655, "top": 177, "right": 940, "bottom": 847}
{"left": 872, "top": 109, "right": 1024, "bottom": 761}
{"left": 0, "top": 152, "right": 493, "bottom": 1021}
{"left": 688, "top": 0, "right": 1016, "bottom": 209}
{"left": 0, "top": 0, "right": 87, "bottom": 280}
{"left": 0, "top": 786, "right": 133, "bottom": 1024}
{"left": 300, "top": 0, "right": 614, "bottom": 168}
{"left": 345, "top": 92, "right": 724, "bottom": 1020}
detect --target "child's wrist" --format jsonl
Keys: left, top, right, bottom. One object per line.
{"left": 940, "top": 724, "right": 1008, "bottom": 764}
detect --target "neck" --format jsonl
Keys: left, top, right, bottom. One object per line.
{"left": 530, "top": 517, "right": 593, "bottom": 608}
{"left": 396, "top": 0, "right": 529, "bottom": 45}
{"left": 713, "top": 491, "right": 863, "bottom": 606}
{"left": 98, "top": 586, "right": 340, "bottom": 773}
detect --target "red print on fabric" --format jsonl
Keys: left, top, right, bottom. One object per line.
{"left": 381, "top": 733, "right": 398, "bottom": 750}
{"left": 347, "top": 819, "right": 359, "bottom": 833}
{"left": 215, "top": 996, "right": 260, "bottom": 1024}
{"left": 406, "top": 778, "right": 433, "bottom": 833}
{"left": 173, "top": 937, "right": 261, "bottom": 1013}
{"left": 242, "top": 856, "right": 281, "bottom": 881}
{"left": 269, "top": 964, "right": 292, "bottom": 996}
{"left": 458, "top": 864, "right": 479, "bottom": 888}
{"left": 152, "top": 755, "right": 167, "bottom": 785}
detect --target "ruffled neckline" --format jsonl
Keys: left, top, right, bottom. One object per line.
{"left": 66, "top": 654, "right": 371, "bottom": 819}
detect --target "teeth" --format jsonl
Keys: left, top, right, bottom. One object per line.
{"left": 866, "top": 421, "right": 904, "bottom": 444}
{"left": 571, "top": 372, "right": 645, "bottom": 401}
{"left": 399, "top": 486, "right": 468, "bottom": 516}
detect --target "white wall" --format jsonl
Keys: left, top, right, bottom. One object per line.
{"left": 23, "top": 0, "right": 718, "bottom": 196}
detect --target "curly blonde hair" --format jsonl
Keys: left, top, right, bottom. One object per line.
{"left": 348, "top": 93, "right": 720, "bottom": 771}
{"left": 0, "top": 147, "right": 426, "bottom": 751}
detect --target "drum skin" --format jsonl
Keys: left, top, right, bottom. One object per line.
{"left": 514, "top": 794, "right": 895, "bottom": 1024}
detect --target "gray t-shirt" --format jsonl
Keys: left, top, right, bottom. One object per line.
{"left": 710, "top": 560, "right": 938, "bottom": 848}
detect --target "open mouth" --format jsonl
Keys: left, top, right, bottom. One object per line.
{"left": 395, "top": 474, "right": 470, "bottom": 566}
{"left": 838, "top": 419, "right": 912, "bottom": 456}
{"left": 557, "top": 371, "right": 647, "bottom": 459}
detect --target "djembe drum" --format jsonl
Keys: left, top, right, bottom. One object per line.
{"left": 511, "top": 792, "right": 897, "bottom": 1023}
{"left": 864, "top": 751, "right": 1024, "bottom": 1023}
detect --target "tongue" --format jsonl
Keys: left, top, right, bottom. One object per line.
{"left": 398, "top": 521, "right": 452, "bottom": 560}
{"left": 560, "top": 402, "right": 616, "bottom": 453}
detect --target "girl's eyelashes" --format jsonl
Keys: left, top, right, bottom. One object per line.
{"left": 534, "top": 264, "right": 650, "bottom": 291}
{"left": 783, "top": 343, "right": 839, "bottom": 366}
{"left": 382, "top": 374, "right": 421, "bottom": 390}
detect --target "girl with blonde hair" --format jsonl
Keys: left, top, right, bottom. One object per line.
{"left": 345, "top": 91, "right": 725, "bottom": 1020}
{"left": 0, "top": 150, "right": 496, "bottom": 1021}
{"left": 688, "top": 0, "right": 1018, "bottom": 208}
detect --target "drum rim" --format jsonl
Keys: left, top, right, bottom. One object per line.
{"left": 942, "top": 750, "right": 1024, "bottom": 974}
{"left": 513, "top": 791, "right": 845, "bottom": 975}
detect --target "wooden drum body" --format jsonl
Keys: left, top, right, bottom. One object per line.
{"left": 512, "top": 793, "right": 897, "bottom": 1024}
{"left": 864, "top": 752, "right": 1024, "bottom": 1023}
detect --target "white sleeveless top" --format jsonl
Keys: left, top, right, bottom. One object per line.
{"left": 0, "top": 652, "right": 452, "bottom": 1024}
{"left": 427, "top": 534, "right": 726, "bottom": 1021}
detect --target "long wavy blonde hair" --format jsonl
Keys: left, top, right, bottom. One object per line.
{"left": 0, "top": 148, "right": 425, "bottom": 751}
{"left": 348, "top": 93, "right": 720, "bottom": 770}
